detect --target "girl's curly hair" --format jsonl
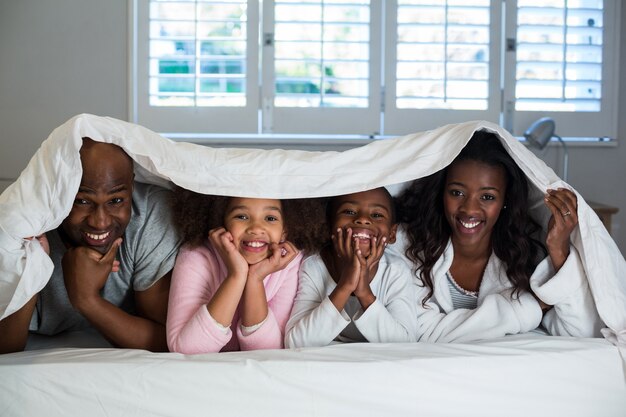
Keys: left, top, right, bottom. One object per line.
{"left": 172, "top": 188, "right": 329, "bottom": 255}
{"left": 395, "top": 130, "right": 546, "bottom": 303}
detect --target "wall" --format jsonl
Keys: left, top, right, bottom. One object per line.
{"left": 0, "top": 1, "right": 128, "bottom": 190}
{"left": 1, "top": 1, "right": 625, "bottom": 255}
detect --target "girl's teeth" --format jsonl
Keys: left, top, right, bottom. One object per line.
{"left": 246, "top": 241, "right": 266, "bottom": 247}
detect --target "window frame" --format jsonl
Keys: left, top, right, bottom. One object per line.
{"left": 502, "top": 0, "right": 620, "bottom": 139}
{"left": 130, "top": 0, "right": 620, "bottom": 140}
{"left": 259, "top": 0, "right": 382, "bottom": 135}
{"left": 131, "top": 0, "right": 261, "bottom": 134}
{"left": 382, "top": 0, "right": 503, "bottom": 136}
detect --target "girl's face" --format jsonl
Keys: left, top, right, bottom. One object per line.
{"left": 443, "top": 160, "right": 507, "bottom": 251}
{"left": 223, "top": 198, "right": 286, "bottom": 265}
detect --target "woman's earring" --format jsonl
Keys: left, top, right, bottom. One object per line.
{"left": 503, "top": 205, "right": 507, "bottom": 209}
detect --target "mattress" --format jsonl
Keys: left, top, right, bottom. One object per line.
{"left": 1, "top": 332, "right": 624, "bottom": 417}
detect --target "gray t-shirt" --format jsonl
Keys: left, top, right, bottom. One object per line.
{"left": 30, "top": 182, "right": 182, "bottom": 335}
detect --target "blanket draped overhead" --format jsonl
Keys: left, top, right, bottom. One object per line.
{"left": 0, "top": 114, "right": 624, "bottom": 345}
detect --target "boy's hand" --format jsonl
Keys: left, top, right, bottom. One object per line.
{"left": 332, "top": 227, "right": 361, "bottom": 293}
{"left": 365, "top": 235, "right": 387, "bottom": 278}
{"left": 248, "top": 241, "right": 299, "bottom": 282}
{"left": 353, "top": 236, "right": 386, "bottom": 307}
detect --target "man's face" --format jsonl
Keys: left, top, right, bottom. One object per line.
{"left": 61, "top": 139, "right": 134, "bottom": 255}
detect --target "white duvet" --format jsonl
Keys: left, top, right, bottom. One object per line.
{"left": 0, "top": 114, "right": 624, "bottom": 346}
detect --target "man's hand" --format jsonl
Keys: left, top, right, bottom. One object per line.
{"left": 62, "top": 238, "right": 121, "bottom": 312}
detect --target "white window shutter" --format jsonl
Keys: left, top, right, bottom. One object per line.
{"left": 383, "top": 0, "right": 501, "bottom": 136}
{"left": 134, "top": 0, "right": 259, "bottom": 133}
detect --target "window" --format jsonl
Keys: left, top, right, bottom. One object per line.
{"left": 262, "top": 0, "right": 380, "bottom": 134}
{"left": 134, "top": 0, "right": 259, "bottom": 133}
{"left": 384, "top": 0, "right": 500, "bottom": 134}
{"left": 504, "top": 0, "right": 613, "bottom": 137}
{"left": 131, "top": 0, "right": 620, "bottom": 138}
{"left": 273, "top": 0, "right": 371, "bottom": 108}
{"left": 394, "top": 1, "right": 491, "bottom": 110}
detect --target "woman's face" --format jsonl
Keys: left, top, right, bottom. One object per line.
{"left": 223, "top": 197, "right": 286, "bottom": 265}
{"left": 443, "top": 160, "right": 507, "bottom": 251}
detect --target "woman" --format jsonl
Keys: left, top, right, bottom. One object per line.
{"left": 395, "top": 130, "right": 602, "bottom": 342}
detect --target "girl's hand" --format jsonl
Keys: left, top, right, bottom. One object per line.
{"left": 248, "top": 241, "right": 299, "bottom": 282}
{"left": 544, "top": 188, "right": 578, "bottom": 271}
{"left": 208, "top": 227, "right": 248, "bottom": 278}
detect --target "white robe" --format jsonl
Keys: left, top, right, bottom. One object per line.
{"left": 394, "top": 239, "right": 604, "bottom": 342}
{"left": 285, "top": 252, "right": 418, "bottom": 347}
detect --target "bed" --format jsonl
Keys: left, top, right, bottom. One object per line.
{"left": 1, "top": 332, "right": 625, "bottom": 417}
{"left": 0, "top": 114, "right": 625, "bottom": 416}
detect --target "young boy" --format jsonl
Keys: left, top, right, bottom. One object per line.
{"left": 285, "top": 187, "right": 417, "bottom": 347}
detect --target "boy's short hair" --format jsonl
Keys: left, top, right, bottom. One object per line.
{"left": 326, "top": 187, "right": 396, "bottom": 225}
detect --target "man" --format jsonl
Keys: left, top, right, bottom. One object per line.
{"left": 0, "top": 138, "right": 181, "bottom": 353}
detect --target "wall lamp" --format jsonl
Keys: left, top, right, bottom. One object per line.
{"left": 524, "top": 117, "right": 568, "bottom": 182}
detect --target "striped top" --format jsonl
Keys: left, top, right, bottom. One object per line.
{"left": 446, "top": 272, "right": 478, "bottom": 310}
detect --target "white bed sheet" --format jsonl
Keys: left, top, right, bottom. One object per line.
{"left": 1, "top": 333, "right": 624, "bottom": 417}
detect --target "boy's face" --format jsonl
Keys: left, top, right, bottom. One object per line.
{"left": 329, "top": 188, "right": 397, "bottom": 257}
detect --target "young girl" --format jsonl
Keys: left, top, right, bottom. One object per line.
{"left": 395, "top": 130, "right": 602, "bottom": 342}
{"left": 167, "top": 190, "right": 326, "bottom": 354}
{"left": 285, "top": 187, "right": 418, "bottom": 348}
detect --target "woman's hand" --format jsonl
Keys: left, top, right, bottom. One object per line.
{"left": 208, "top": 227, "right": 248, "bottom": 278}
{"left": 544, "top": 188, "right": 578, "bottom": 271}
{"left": 248, "top": 240, "right": 299, "bottom": 282}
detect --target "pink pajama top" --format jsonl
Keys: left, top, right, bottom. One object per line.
{"left": 166, "top": 241, "right": 303, "bottom": 354}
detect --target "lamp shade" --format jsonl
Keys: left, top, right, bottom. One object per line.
{"left": 524, "top": 117, "right": 555, "bottom": 149}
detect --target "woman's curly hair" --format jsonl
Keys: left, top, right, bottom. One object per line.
{"left": 395, "top": 130, "right": 546, "bottom": 303}
{"left": 172, "top": 188, "right": 329, "bottom": 255}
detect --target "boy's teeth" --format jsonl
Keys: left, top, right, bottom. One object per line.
{"left": 353, "top": 233, "right": 371, "bottom": 239}
{"left": 460, "top": 220, "right": 480, "bottom": 229}
{"left": 86, "top": 232, "right": 110, "bottom": 240}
